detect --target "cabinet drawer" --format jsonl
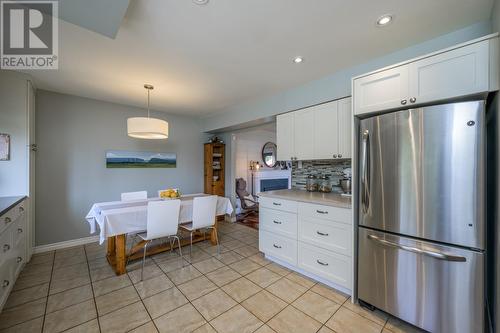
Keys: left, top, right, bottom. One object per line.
{"left": 0, "top": 202, "right": 25, "bottom": 235}
{"left": 12, "top": 217, "right": 26, "bottom": 248}
{"left": 298, "top": 217, "right": 351, "bottom": 256}
{"left": 298, "top": 202, "right": 351, "bottom": 224}
{"left": 298, "top": 241, "right": 351, "bottom": 290}
{"left": 260, "top": 208, "right": 297, "bottom": 239}
{"left": 259, "top": 197, "right": 297, "bottom": 213}
{"left": 0, "top": 260, "right": 13, "bottom": 309}
{"left": 259, "top": 230, "right": 297, "bottom": 265}
{"left": 0, "top": 229, "right": 13, "bottom": 268}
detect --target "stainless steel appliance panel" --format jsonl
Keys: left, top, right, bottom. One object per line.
{"left": 359, "top": 101, "right": 485, "bottom": 249}
{"left": 358, "top": 227, "right": 484, "bottom": 333}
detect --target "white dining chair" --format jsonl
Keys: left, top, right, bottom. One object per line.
{"left": 121, "top": 191, "right": 148, "bottom": 201}
{"left": 136, "top": 199, "right": 183, "bottom": 280}
{"left": 180, "top": 195, "right": 219, "bottom": 262}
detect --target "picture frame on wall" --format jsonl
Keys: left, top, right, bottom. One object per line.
{"left": 0, "top": 134, "right": 10, "bottom": 161}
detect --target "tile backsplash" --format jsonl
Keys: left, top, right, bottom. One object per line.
{"left": 291, "top": 159, "right": 351, "bottom": 192}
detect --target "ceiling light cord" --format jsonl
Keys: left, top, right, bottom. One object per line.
{"left": 147, "top": 88, "right": 150, "bottom": 118}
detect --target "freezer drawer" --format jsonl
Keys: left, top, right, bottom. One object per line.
{"left": 358, "top": 227, "right": 484, "bottom": 333}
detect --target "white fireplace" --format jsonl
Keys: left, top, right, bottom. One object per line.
{"left": 252, "top": 169, "right": 291, "bottom": 196}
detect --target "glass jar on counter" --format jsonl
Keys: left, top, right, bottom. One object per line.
{"left": 306, "top": 175, "right": 318, "bottom": 192}
{"left": 318, "top": 175, "right": 332, "bottom": 193}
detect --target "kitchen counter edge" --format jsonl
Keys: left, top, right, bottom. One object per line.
{"left": 0, "top": 196, "right": 27, "bottom": 216}
{"left": 258, "top": 189, "right": 351, "bottom": 209}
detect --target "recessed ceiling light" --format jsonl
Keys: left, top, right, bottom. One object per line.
{"left": 293, "top": 56, "right": 304, "bottom": 64}
{"left": 193, "top": 0, "right": 209, "bottom": 4}
{"left": 376, "top": 14, "right": 393, "bottom": 26}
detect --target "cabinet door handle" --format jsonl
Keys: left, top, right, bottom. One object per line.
{"left": 401, "top": 99, "right": 407, "bottom": 105}
{"left": 19, "top": 207, "right": 24, "bottom": 213}
{"left": 4, "top": 217, "right": 11, "bottom": 224}
{"left": 272, "top": 202, "right": 282, "bottom": 206}
{"left": 273, "top": 220, "right": 282, "bottom": 225}
{"left": 18, "top": 228, "right": 23, "bottom": 233}
{"left": 273, "top": 244, "right": 282, "bottom": 249}
{"left": 333, "top": 154, "right": 338, "bottom": 158}
{"left": 338, "top": 154, "right": 342, "bottom": 158}
{"left": 2, "top": 280, "right": 9, "bottom": 288}
{"left": 316, "top": 210, "right": 328, "bottom": 214}
{"left": 317, "top": 260, "right": 329, "bottom": 266}
{"left": 316, "top": 231, "right": 329, "bottom": 236}
{"left": 3, "top": 244, "right": 10, "bottom": 252}
{"left": 410, "top": 97, "right": 416, "bottom": 103}
{"left": 17, "top": 257, "right": 22, "bottom": 263}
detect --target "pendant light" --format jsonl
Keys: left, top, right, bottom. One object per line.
{"left": 127, "top": 84, "right": 169, "bottom": 139}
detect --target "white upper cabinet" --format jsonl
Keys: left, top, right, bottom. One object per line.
{"left": 277, "top": 112, "right": 294, "bottom": 161}
{"left": 314, "top": 101, "right": 338, "bottom": 160}
{"left": 353, "top": 66, "right": 409, "bottom": 115}
{"left": 408, "top": 41, "right": 489, "bottom": 106}
{"left": 293, "top": 108, "right": 315, "bottom": 160}
{"left": 353, "top": 37, "right": 499, "bottom": 116}
{"left": 276, "top": 97, "right": 352, "bottom": 161}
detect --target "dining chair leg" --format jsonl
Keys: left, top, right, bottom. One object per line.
{"left": 213, "top": 227, "right": 220, "bottom": 256}
{"left": 141, "top": 240, "right": 150, "bottom": 281}
{"left": 189, "top": 231, "right": 193, "bottom": 263}
{"left": 170, "top": 237, "right": 174, "bottom": 253}
{"left": 175, "top": 236, "right": 185, "bottom": 267}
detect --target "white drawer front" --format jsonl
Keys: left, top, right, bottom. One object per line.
{"left": 298, "top": 241, "right": 351, "bottom": 290}
{"left": 0, "top": 229, "right": 13, "bottom": 268}
{"left": 298, "top": 217, "right": 351, "bottom": 256}
{"left": 12, "top": 217, "right": 25, "bottom": 248}
{"left": 259, "top": 196, "right": 297, "bottom": 213}
{"left": 260, "top": 208, "right": 297, "bottom": 239}
{"left": 259, "top": 230, "right": 297, "bottom": 265}
{"left": 298, "top": 202, "right": 351, "bottom": 224}
{"left": 0, "top": 202, "right": 24, "bottom": 235}
{"left": 0, "top": 260, "right": 13, "bottom": 309}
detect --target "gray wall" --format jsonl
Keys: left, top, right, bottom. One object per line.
{"left": 0, "top": 71, "right": 29, "bottom": 197}
{"left": 35, "top": 90, "right": 208, "bottom": 245}
{"left": 203, "top": 21, "right": 492, "bottom": 132}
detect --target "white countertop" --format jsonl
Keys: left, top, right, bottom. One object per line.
{"left": 258, "top": 189, "right": 351, "bottom": 209}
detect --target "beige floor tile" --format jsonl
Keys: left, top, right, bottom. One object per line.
{"left": 4, "top": 283, "right": 49, "bottom": 309}
{"left": 28, "top": 252, "right": 54, "bottom": 266}
{"left": 214, "top": 251, "right": 244, "bottom": 265}
{"left": 99, "top": 301, "right": 151, "bottom": 333}
{"left": 185, "top": 249, "right": 212, "bottom": 264}
{"left": 157, "top": 257, "right": 190, "bottom": 273}
{"left": 201, "top": 244, "right": 229, "bottom": 256}
{"left": 292, "top": 290, "right": 340, "bottom": 323}
{"left": 246, "top": 267, "right": 282, "bottom": 288}
{"left": 221, "top": 239, "right": 246, "bottom": 250}
{"left": 268, "top": 305, "right": 322, "bottom": 333}
{"left": 325, "top": 307, "right": 383, "bottom": 333}
{"left": 129, "top": 321, "right": 158, "bottom": 333}
{"left": 384, "top": 317, "right": 426, "bottom": 333}
{"left": 46, "top": 284, "right": 93, "bottom": 314}
{"left": 88, "top": 257, "right": 109, "bottom": 270}
{"left": 0, "top": 316, "right": 43, "bottom": 333}
{"left": 210, "top": 304, "right": 263, "bottom": 333}
{"left": 53, "top": 254, "right": 87, "bottom": 268}
{"left": 193, "top": 257, "right": 225, "bottom": 274}
{"left": 192, "top": 323, "right": 217, "bottom": 333}
{"left": 177, "top": 276, "right": 218, "bottom": 301}
{"left": 242, "top": 290, "right": 287, "bottom": 322}
{"left": 43, "top": 299, "right": 97, "bottom": 333}
{"left": 51, "top": 263, "right": 88, "bottom": 279}
{"left": 49, "top": 269, "right": 91, "bottom": 295}
{"left": 90, "top": 264, "right": 116, "bottom": 282}
{"left": 96, "top": 285, "right": 140, "bottom": 316}
{"left": 343, "top": 299, "right": 388, "bottom": 326}
{"left": 266, "top": 263, "right": 291, "bottom": 276}
{"left": 166, "top": 265, "right": 202, "bottom": 285}
{"left": 192, "top": 289, "right": 237, "bottom": 321}
{"left": 19, "top": 262, "right": 52, "bottom": 278}
{"left": 285, "top": 272, "right": 316, "bottom": 289}
{"left": 12, "top": 271, "right": 51, "bottom": 291}
{"left": 229, "top": 258, "right": 262, "bottom": 275}
{"left": 254, "top": 324, "right": 277, "bottom": 333}
{"left": 233, "top": 245, "right": 259, "bottom": 257}
{"left": 128, "top": 263, "right": 164, "bottom": 284}
{"left": 55, "top": 246, "right": 85, "bottom": 259}
{"left": 64, "top": 319, "right": 100, "bottom": 333}
{"left": 143, "top": 287, "right": 188, "bottom": 319}
{"left": 154, "top": 303, "right": 206, "bottom": 333}
{"left": 247, "top": 253, "right": 271, "bottom": 266}
{"left": 318, "top": 326, "right": 335, "bottom": 333}
{"left": 134, "top": 274, "right": 173, "bottom": 299}
{"left": 205, "top": 266, "right": 241, "bottom": 287}
{"left": 266, "top": 277, "right": 307, "bottom": 303}
{"left": 92, "top": 274, "right": 131, "bottom": 297}
{"left": 311, "top": 283, "right": 349, "bottom": 304}
{"left": 0, "top": 298, "right": 46, "bottom": 330}
{"left": 221, "top": 277, "right": 262, "bottom": 302}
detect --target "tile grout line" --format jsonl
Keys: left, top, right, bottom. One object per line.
{"left": 40, "top": 251, "right": 55, "bottom": 333}
{"left": 84, "top": 244, "right": 103, "bottom": 333}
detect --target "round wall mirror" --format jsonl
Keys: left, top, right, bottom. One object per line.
{"left": 262, "top": 142, "right": 278, "bottom": 168}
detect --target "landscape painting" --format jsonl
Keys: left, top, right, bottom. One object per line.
{"left": 106, "top": 150, "right": 176, "bottom": 168}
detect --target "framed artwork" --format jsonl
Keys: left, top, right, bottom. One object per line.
{"left": 0, "top": 134, "right": 10, "bottom": 161}
{"left": 106, "top": 150, "right": 176, "bottom": 168}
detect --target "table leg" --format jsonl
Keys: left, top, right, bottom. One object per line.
{"left": 115, "top": 234, "right": 127, "bottom": 275}
{"left": 107, "top": 236, "right": 116, "bottom": 258}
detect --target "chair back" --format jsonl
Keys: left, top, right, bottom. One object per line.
{"left": 146, "top": 200, "right": 181, "bottom": 240}
{"left": 121, "top": 191, "right": 147, "bottom": 201}
{"left": 192, "top": 195, "right": 218, "bottom": 229}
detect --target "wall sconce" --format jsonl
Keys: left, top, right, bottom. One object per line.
{"left": 250, "top": 160, "right": 261, "bottom": 171}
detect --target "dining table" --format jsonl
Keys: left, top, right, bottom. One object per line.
{"left": 86, "top": 193, "right": 234, "bottom": 275}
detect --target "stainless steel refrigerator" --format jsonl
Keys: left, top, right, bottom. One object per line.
{"left": 357, "top": 100, "right": 486, "bottom": 333}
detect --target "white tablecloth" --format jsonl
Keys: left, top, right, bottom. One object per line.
{"left": 86, "top": 194, "right": 234, "bottom": 244}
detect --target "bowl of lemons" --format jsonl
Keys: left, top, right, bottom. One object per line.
{"left": 159, "top": 188, "right": 181, "bottom": 199}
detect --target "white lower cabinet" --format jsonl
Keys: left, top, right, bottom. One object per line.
{"left": 259, "top": 196, "right": 352, "bottom": 293}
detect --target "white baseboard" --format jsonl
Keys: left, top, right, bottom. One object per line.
{"left": 33, "top": 235, "right": 100, "bottom": 254}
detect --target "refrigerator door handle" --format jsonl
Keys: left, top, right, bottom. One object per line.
{"left": 361, "top": 129, "right": 370, "bottom": 213}
{"left": 367, "top": 234, "right": 467, "bottom": 262}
